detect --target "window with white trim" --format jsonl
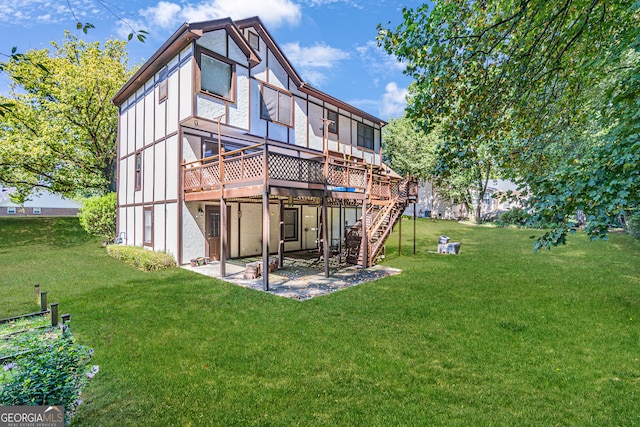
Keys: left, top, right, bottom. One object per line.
{"left": 7, "top": 207, "right": 16, "bottom": 214}
{"left": 260, "top": 85, "right": 293, "bottom": 127}
{"left": 33, "top": 207, "right": 41, "bottom": 215}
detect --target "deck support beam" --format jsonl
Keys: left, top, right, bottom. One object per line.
{"left": 279, "top": 199, "right": 285, "bottom": 270}
{"left": 322, "top": 195, "right": 330, "bottom": 278}
{"left": 361, "top": 199, "right": 368, "bottom": 269}
{"left": 262, "top": 192, "right": 270, "bottom": 291}
{"left": 220, "top": 197, "right": 227, "bottom": 277}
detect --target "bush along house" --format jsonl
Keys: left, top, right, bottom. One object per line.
{"left": 112, "top": 16, "right": 417, "bottom": 289}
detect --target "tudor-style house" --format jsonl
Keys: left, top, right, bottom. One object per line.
{"left": 112, "top": 16, "right": 416, "bottom": 289}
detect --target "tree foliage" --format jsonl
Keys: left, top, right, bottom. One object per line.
{"left": 0, "top": 33, "right": 131, "bottom": 198}
{"left": 382, "top": 115, "right": 438, "bottom": 180}
{"left": 378, "top": 0, "right": 639, "bottom": 246}
{"left": 383, "top": 116, "right": 496, "bottom": 221}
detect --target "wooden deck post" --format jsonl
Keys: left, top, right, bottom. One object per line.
{"left": 413, "top": 203, "right": 417, "bottom": 255}
{"left": 399, "top": 209, "right": 402, "bottom": 256}
{"left": 338, "top": 201, "right": 343, "bottom": 264}
{"left": 262, "top": 192, "right": 270, "bottom": 291}
{"left": 322, "top": 195, "right": 330, "bottom": 278}
{"left": 220, "top": 197, "right": 227, "bottom": 277}
{"left": 361, "top": 200, "right": 368, "bottom": 268}
{"left": 279, "top": 199, "right": 285, "bottom": 269}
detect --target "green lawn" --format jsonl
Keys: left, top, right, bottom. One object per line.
{"left": 1, "top": 217, "right": 639, "bottom": 426}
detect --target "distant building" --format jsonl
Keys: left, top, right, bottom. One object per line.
{"left": 404, "top": 179, "right": 525, "bottom": 220}
{"left": 0, "top": 187, "right": 82, "bottom": 217}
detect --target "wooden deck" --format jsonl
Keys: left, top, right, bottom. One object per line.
{"left": 182, "top": 142, "right": 413, "bottom": 203}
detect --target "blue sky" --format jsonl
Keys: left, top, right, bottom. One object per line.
{"left": 0, "top": 0, "right": 428, "bottom": 120}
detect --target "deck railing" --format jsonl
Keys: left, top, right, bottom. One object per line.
{"left": 183, "top": 142, "right": 402, "bottom": 197}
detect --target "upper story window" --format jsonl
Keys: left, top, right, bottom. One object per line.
{"left": 357, "top": 122, "right": 374, "bottom": 150}
{"left": 197, "top": 47, "right": 235, "bottom": 102}
{"left": 260, "top": 84, "right": 293, "bottom": 127}
{"left": 157, "top": 67, "right": 168, "bottom": 103}
{"left": 327, "top": 110, "right": 338, "bottom": 134}
{"left": 248, "top": 32, "right": 260, "bottom": 51}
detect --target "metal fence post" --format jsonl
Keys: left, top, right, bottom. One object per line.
{"left": 51, "top": 303, "right": 59, "bottom": 327}
{"left": 40, "top": 292, "right": 48, "bottom": 312}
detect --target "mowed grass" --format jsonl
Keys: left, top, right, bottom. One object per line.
{"left": 0, "top": 217, "right": 639, "bottom": 426}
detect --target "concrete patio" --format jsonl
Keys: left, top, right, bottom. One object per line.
{"left": 182, "top": 256, "right": 402, "bottom": 300}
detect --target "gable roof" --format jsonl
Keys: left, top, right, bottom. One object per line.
{"left": 113, "top": 16, "right": 385, "bottom": 126}
{"left": 236, "top": 17, "right": 386, "bottom": 126}
{"left": 112, "top": 18, "right": 259, "bottom": 106}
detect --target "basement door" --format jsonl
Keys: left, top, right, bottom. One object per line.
{"left": 205, "top": 205, "right": 231, "bottom": 261}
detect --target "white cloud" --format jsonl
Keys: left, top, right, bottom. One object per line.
{"left": 350, "top": 81, "right": 407, "bottom": 120}
{"left": 355, "top": 40, "right": 406, "bottom": 83}
{"left": 0, "top": 0, "right": 90, "bottom": 25}
{"left": 379, "top": 81, "right": 408, "bottom": 118}
{"left": 282, "top": 42, "right": 350, "bottom": 68}
{"left": 280, "top": 42, "right": 350, "bottom": 87}
{"left": 140, "top": 1, "right": 181, "bottom": 29}
{"left": 137, "top": 0, "right": 301, "bottom": 33}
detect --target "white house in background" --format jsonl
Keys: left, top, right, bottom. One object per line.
{"left": 404, "top": 179, "right": 523, "bottom": 220}
{"left": 112, "top": 16, "right": 417, "bottom": 289}
{"left": 0, "top": 186, "right": 82, "bottom": 217}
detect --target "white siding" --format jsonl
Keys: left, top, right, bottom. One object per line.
{"left": 165, "top": 202, "right": 178, "bottom": 258}
{"left": 143, "top": 148, "right": 154, "bottom": 203}
{"left": 228, "top": 37, "right": 246, "bottom": 64}
{"left": 196, "top": 94, "right": 226, "bottom": 123}
{"left": 249, "top": 79, "right": 267, "bottom": 137}
{"left": 239, "top": 203, "right": 262, "bottom": 256}
{"left": 196, "top": 30, "right": 226, "bottom": 56}
{"left": 144, "top": 90, "right": 155, "bottom": 146}
{"left": 155, "top": 97, "right": 166, "bottom": 139}
{"left": 125, "top": 206, "right": 135, "bottom": 246}
{"left": 154, "top": 139, "right": 166, "bottom": 201}
{"left": 228, "top": 67, "right": 250, "bottom": 129}
{"left": 126, "top": 156, "right": 134, "bottom": 205}
{"left": 182, "top": 202, "right": 205, "bottom": 263}
{"left": 294, "top": 98, "right": 307, "bottom": 147}
{"left": 267, "top": 50, "right": 287, "bottom": 89}
{"left": 179, "top": 59, "right": 193, "bottom": 121}
{"left": 166, "top": 135, "right": 179, "bottom": 200}
{"left": 154, "top": 204, "right": 166, "bottom": 252}
{"left": 167, "top": 70, "right": 179, "bottom": 134}
{"left": 119, "top": 112, "right": 128, "bottom": 157}
{"left": 307, "top": 103, "right": 324, "bottom": 151}
{"left": 134, "top": 205, "right": 143, "bottom": 246}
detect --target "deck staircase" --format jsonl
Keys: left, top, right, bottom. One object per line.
{"left": 345, "top": 176, "right": 416, "bottom": 267}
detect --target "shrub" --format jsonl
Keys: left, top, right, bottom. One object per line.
{"left": 627, "top": 213, "right": 640, "bottom": 239}
{"left": 106, "top": 245, "right": 176, "bottom": 272}
{"left": 0, "top": 328, "right": 97, "bottom": 424}
{"left": 78, "top": 193, "right": 117, "bottom": 240}
{"left": 496, "top": 208, "right": 531, "bottom": 227}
